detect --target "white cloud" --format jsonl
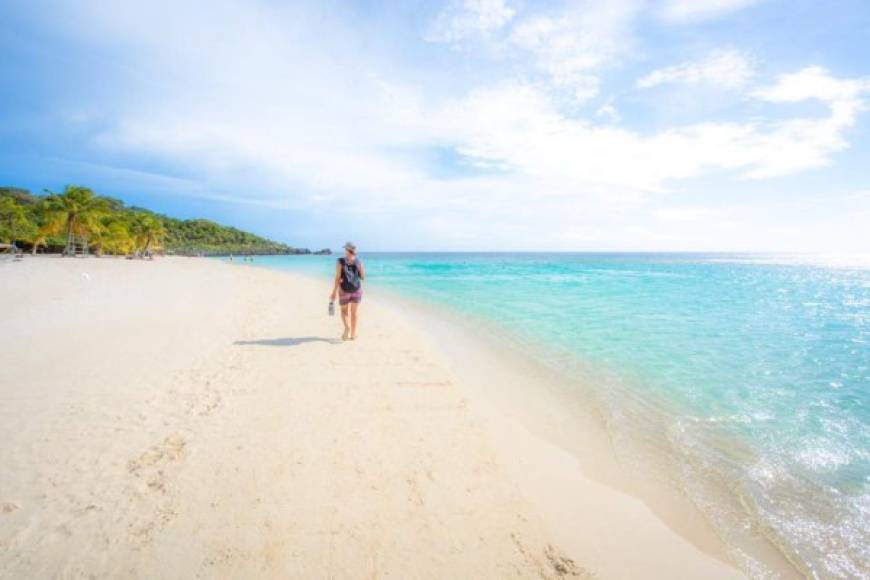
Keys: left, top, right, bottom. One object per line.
{"left": 659, "top": 0, "right": 766, "bottom": 23}
{"left": 426, "top": 0, "right": 642, "bottom": 104}
{"left": 752, "top": 65, "right": 870, "bottom": 108}
{"left": 509, "top": 0, "right": 642, "bottom": 102}
{"left": 435, "top": 66, "right": 870, "bottom": 189}
{"left": 637, "top": 49, "right": 756, "bottom": 89}
{"left": 745, "top": 66, "right": 870, "bottom": 176}
{"left": 426, "top": 0, "right": 516, "bottom": 44}
{"left": 595, "top": 101, "right": 622, "bottom": 123}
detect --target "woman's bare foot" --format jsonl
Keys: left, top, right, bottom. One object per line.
{"left": 342, "top": 328, "right": 350, "bottom": 340}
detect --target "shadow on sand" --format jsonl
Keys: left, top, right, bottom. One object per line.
{"left": 234, "top": 336, "right": 342, "bottom": 347}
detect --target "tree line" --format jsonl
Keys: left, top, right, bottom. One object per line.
{"left": 0, "top": 185, "right": 308, "bottom": 257}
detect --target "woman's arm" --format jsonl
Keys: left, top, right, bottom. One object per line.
{"left": 330, "top": 261, "right": 342, "bottom": 300}
{"left": 359, "top": 261, "right": 366, "bottom": 281}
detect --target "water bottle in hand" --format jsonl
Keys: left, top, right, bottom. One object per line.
{"left": 328, "top": 301, "right": 335, "bottom": 316}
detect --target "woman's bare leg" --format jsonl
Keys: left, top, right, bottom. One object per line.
{"left": 340, "top": 304, "right": 351, "bottom": 339}
{"left": 350, "top": 302, "right": 360, "bottom": 339}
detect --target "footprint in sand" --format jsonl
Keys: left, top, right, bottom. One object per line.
{"left": 1, "top": 501, "right": 20, "bottom": 514}
{"left": 198, "top": 387, "right": 222, "bottom": 416}
{"left": 545, "top": 544, "right": 590, "bottom": 578}
{"left": 511, "top": 533, "right": 593, "bottom": 579}
{"left": 128, "top": 434, "right": 187, "bottom": 476}
{"left": 123, "top": 436, "right": 188, "bottom": 545}
{"left": 405, "top": 474, "right": 425, "bottom": 506}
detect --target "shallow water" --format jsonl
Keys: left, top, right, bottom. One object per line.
{"left": 249, "top": 252, "right": 869, "bottom": 579}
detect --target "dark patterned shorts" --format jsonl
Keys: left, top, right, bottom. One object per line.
{"left": 339, "top": 288, "right": 363, "bottom": 305}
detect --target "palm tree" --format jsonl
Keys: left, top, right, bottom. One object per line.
{"left": 44, "top": 186, "right": 112, "bottom": 256}
{"left": 105, "top": 220, "right": 135, "bottom": 256}
{"left": 27, "top": 200, "right": 66, "bottom": 255}
{"left": 90, "top": 215, "right": 134, "bottom": 256}
{"left": 130, "top": 213, "right": 166, "bottom": 258}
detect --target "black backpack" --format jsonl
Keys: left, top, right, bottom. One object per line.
{"left": 339, "top": 257, "right": 362, "bottom": 292}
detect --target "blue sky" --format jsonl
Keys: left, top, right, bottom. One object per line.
{"left": 1, "top": 0, "right": 868, "bottom": 252}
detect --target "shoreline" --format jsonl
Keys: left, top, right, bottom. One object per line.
{"left": 1, "top": 256, "right": 765, "bottom": 577}
{"left": 243, "top": 257, "right": 802, "bottom": 578}
{"left": 389, "top": 292, "right": 802, "bottom": 579}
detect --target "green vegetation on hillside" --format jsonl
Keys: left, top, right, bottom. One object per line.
{"left": 0, "top": 185, "right": 320, "bottom": 256}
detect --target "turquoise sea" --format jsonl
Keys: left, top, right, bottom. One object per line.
{"left": 248, "top": 252, "right": 868, "bottom": 578}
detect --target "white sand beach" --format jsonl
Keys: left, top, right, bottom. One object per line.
{"left": 0, "top": 257, "right": 749, "bottom": 579}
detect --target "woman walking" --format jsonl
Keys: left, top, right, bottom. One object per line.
{"left": 330, "top": 242, "right": 365, "bottom": 340}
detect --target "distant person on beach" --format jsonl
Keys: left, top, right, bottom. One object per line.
{"left": 330, "top": 242, "right": 365, "bottom": 340}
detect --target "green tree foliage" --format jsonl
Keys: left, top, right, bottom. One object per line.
{"left": 0, "top": 185, "right": 303, "bottom": 256}
{"left": 0, "top": 187, "right": 39, "bottom": 205}
{"left": 90, "top": 213, "right": 135, "bottom": 257}
{"left": 27, "top": 198, "right": 67, "bottom": 255}
{"left": 128, "top": 212, "right": 167, "bottom": 257}
{"left": 43, "top": 185, "right": 113, "bottom": 255}
{"left": 159, "top": 217, "right": 297, "bottom": 255}
{"left": 0, "top": 196, "right": 36, "bottom": 245}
